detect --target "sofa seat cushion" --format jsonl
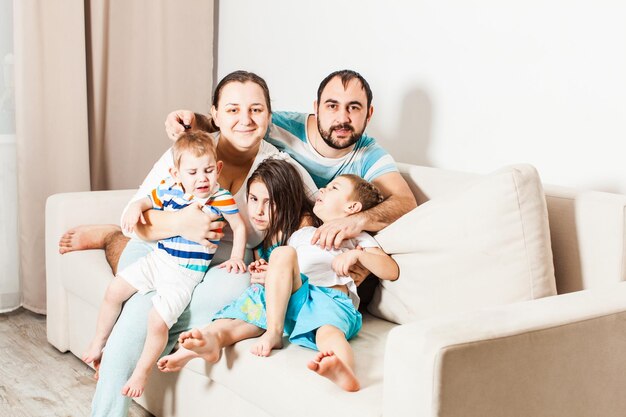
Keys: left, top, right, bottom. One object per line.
{"left": 184, "top": 314, "right": 396, "bottom": 417}
{"left": 369, "top": 164, "right": 557, "bottom": 324}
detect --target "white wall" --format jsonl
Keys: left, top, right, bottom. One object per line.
{"left": 217, "top": 0, "right": 626, "bottom": 193}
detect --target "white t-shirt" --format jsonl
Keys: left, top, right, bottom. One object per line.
{"left": 287, "top": 226, "right": 380, "bottom": 308}
{"left": 123, "top": 135, "right": 318, "bottom": 252}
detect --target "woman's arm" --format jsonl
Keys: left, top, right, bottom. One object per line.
{"left": 135, "top": 204, "right": 225, "bottom": 248}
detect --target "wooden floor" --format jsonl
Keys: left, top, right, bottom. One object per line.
{"left": 0, "top": 308, "right": 153, "bottom": 417}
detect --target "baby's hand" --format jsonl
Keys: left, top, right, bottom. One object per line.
{"left": 121, "top": 205, "right": 146, "bottom": 234}
{"left": 218, "top": 257, "right": 247, "bottom": 274}
{"left": 332, "top": 249, "right": 361, "bottom": 277}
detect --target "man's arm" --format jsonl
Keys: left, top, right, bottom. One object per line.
{"left": 312, "top": 171, "right": 417, "bottom": 249}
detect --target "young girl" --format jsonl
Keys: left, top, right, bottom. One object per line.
{"left": 157, "top": 159, "right": 399, "bottom": 392}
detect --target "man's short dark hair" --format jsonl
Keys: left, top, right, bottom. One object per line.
{"left": 316, "top": 70, "right": 373, "bottom": 109}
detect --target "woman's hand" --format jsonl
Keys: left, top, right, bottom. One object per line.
{"left": 177, "top": 203, "right": 225, "bottom": 248}
{"left": 164, "top": 110, "right": 196, "bottom": 141}
{"left": 218, "top": 257, "right": 247, "bottom": 274}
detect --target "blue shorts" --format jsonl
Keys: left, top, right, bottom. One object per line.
{"left": 213, "top": 274, "right": 362, "bottom": 351}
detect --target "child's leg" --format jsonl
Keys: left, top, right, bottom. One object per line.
{"left": 83, "top": 278, "right": 137, "bottom": 364}
{"left": 121, "top": 308, "right": 168, "bottom": 398}
{"left": 158, "top": 318, "right": 263, "bottom": 371}
{"left": 307, "top": 324, "right": 360, "bottom": 392}
{"left": 251, "top": 247, "right": 303, "bottom": 357}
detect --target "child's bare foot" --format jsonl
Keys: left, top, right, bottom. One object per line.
{"left": 58, "top": 224, "right": 120, "bottom": 254}
{"left": 93, "top": 358, "right": 101, "bottom": 380}
{"left": 307, "top": 350, "right": 360, "bottom": 392}
{"left": 179, "top": 328, "right": 221, "bottom": 363}
{"left": 121, "top": 369, "right": 149, "bottom": 398}
{"left": 82, "top": 339, "right": 105, "bottom": 365}
{"left": 250, "top": 331, "right": 283, "bottom": 357}
{"left": 157, "top": 346, "right": 199, "bottom": 372}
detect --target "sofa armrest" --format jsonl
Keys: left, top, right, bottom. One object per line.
{"left": 384, "top": 283, "right": 626, "bottom": 417}
{"left": 45, "top": 189, "right": 134, "bottom": 351}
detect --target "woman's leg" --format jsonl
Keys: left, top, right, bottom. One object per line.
{"left": 122, "top": 308, "right": 169, "bottom": 398}
{"left": 91, "top": 245, "right": 250, "bottom": 417}
{"left": 170, "top": 255, "right": 252, "bottom": 335}
{"left": 307, "top": 324, "right": 360, "bottom": 392}
{"left": 91, "top": 291, "right": 154, "bottom": 417}
{"left": 83, "top": 278, "right": 137, "bottom": 364}
{"left": 251, "top": 247, "right": 302, "bottom": 356}
{"left": 91, "top": 240, "right": 153, "bottom": 417}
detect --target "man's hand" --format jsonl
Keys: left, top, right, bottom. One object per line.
{"left": 311, "top": 215, "right": 364, "bottom": 250}
{"left": 164, "top": 110, "right": 196, "bottom": 141}
{"left": 177, "top": 203, "right": 225, "bottom": 248}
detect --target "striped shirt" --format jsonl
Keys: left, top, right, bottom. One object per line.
{"left": 149, "top": 177, "right": 238, "bottom": 273}
{"left": 265, "top": 111, "right": 398, "bottom": 188}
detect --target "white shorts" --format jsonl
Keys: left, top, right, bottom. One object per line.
{"left": 117, "top": 250, "right": 205, "bottom": 328}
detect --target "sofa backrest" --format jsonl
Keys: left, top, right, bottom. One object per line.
{"left": 397, "top": 163, "right": 626, "bottom": 295}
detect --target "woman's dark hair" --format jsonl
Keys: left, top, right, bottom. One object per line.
{"left": 212, "top": 70, "right": 272, "bottom": 113}
{"left": 246, "top": 158, "right": 320, "bottom": 252}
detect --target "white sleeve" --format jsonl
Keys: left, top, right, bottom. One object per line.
{"left": 355, "top": 232, "right": 380, "bottom": 249}
{"left": 120, "top": 148, "right": 174, "bottom": 235}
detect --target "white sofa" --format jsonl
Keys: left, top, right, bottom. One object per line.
{"left": 46, "top": 163, "right": 626, "bottom": 417}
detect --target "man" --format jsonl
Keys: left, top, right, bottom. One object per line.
{"left": 60, "top": 70, "right": 417, "bottom": 279}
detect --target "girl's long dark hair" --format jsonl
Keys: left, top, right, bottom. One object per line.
{"left": 246, "top": 158, "right": 320, "bottom": 252}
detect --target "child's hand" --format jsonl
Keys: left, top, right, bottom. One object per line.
{"left": 332, "top": 249, "right": 362, "bottom": 277}
{"left": 121, "top": 204, "right": 146, "bottom": 234}
{"left": 248, "top": 258, "right": 268, "bottom": 273}
{"left": 218, "top": 257, "right": 247, "bottom": 274}
{"left": 248, "top": 260, "right": 268, "bottom": 285}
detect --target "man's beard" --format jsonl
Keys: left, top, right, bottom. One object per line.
{"left": 317, "top": 120, "right": 365, "bottom": 150}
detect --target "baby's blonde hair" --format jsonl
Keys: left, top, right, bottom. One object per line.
{"left": 172, "top": 130, "right": 217, "bottom": 168}
{"left": 339, "top": 174, "right": 384, "bottom": 211}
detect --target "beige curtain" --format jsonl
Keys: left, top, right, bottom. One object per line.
{"left": 14, "top": 0, "right": 214, "bottom": 313}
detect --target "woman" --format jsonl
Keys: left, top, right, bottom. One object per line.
{"left": 90, "top": 71, "right": 317, "bottom": 417}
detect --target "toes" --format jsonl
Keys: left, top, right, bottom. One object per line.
{"left": 307, "top": 360, "right": 320, "bottom": 371}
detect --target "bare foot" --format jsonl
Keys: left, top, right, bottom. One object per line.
{"left": 157, "top": 346, "right": 199, "bottom": 372}
{"left": 82, "top": 339, "right": 105, "bottom": 365}
{"left": 250, "top": 331, "right": 283, "bottom": 357}
{"left": 93, "top": 358, "right": 101, "bottom": 380}
{"left": 58, "top": 224, "right": 120, "bottom": 254}
{"left": 121, "top": 369, "right": 149, "bottom": 398}
{"left": 179, "top": 328, "right": 221, "bottom": 363}
{"left": 307, "top": 351, "right": 360, "bottom": 392}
